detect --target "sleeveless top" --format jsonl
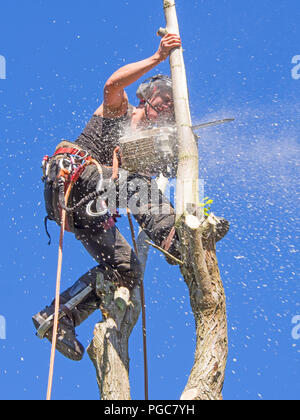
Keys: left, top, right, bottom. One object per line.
{"left": 75, "top": 105, "right": 133, "bottom": 166}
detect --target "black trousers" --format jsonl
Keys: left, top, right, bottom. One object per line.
{"left": 72, "top": 165, "right": 180, "bottom": 287}
{"left": 43, "top": 164, "right": 179, "bottom": 326}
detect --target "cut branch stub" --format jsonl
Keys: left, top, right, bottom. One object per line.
{"left": 157, "top": 27, "right": 168, "bottom": 37}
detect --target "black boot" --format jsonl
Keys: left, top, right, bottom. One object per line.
{"left": 32, "top": 268, "right": 105, "bottom": 361}
{"left": 32, "top": 265, "right": 123, "bottom": 361}
{"left": 32, "top": 307, "right": 85, "bottom": 361}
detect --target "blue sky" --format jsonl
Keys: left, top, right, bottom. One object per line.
{"left": 0, "top": 0, "right": 299, "bottom": 400}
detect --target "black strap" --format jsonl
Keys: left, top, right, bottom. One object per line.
{"left": 44, "top": 216, "right": 52, "bottom": 246}
{"left": 57, "top": 176, "right": 108, "bottom": 214}
{"left": 60, "top": 304, "right": 75, "bottom": 324}
{"left": 145, "top": 99, "right": 161, "bottom": 114}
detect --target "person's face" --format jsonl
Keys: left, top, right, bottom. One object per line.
{"left": 146, "top": 92, "right": 175, "bottom": 124}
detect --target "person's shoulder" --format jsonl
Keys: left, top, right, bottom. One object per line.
{"left": 94, "top": 103, "right": 135, "bottom": 120}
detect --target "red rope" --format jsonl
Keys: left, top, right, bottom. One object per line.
{"left": 46, "top": 158, "right": 102, "bottom": 400}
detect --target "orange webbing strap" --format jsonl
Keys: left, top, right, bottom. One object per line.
{"left": 161, "top": 226, "right": 176, "bottom": 252}
{"left": 112, "top": 147, "right": 121, "bottom": 181}
{"left": 46, "top": 158, "right": 102, "bottom": 401}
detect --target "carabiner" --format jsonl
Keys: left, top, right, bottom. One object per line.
{"left": 59, "top": 157, "right": 73, "bottom": 173}
{"left": 74, "top": 149, "right": 89, "bottom": 161}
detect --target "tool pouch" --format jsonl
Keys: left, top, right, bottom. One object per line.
{"left": 43, "top": 158, "right": 75, "bottom": 232}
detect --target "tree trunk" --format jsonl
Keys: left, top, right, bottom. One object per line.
{"left": 178, "top": 214, "right": 228, "bottom": 400}
{"left": 87, "top": 278, "right": 141, "bottom": 400}
{"left": 162, "top": 0, "right": 229, "bottom": 400}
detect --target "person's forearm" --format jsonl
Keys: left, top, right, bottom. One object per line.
{"left": 105, "top": 53, "right": 162, "bottom": 91}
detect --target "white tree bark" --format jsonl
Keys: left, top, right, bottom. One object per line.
{"left": 162, "top": 0, "right": 199, "bottom": 219}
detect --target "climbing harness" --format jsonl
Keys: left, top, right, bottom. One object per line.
{"left": 54, "top": 146, "right": 107, "bottom": 218}
{"left": 42, "top": 145, "right": 119, "bottom": 240}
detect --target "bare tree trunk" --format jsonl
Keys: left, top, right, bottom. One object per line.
{"left": 87, "top": 278, "right": 141, "bottom": 400}
{"left": 161, "top": 0, "right": 229, "bottom": 400}
{"left": 178, "top": 214, "right": 228, "bottom": 400}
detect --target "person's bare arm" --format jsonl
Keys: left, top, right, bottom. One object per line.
{"left": 94, "top": 34, "right": 181, "bottom": 118}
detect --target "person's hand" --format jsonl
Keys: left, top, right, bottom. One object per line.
{"left": 155, "top": 33, "right": 182, "bottom": 61}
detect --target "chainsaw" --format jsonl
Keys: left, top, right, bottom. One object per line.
{"left": 119, "top": 118, "right": 234, "bottom": 177}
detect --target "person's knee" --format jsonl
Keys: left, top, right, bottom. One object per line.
{"left": 92, "top": 262, "right": 142, "bottom": 292}
{"left": 116, "top": 257, "right": 142, "bottom": 290}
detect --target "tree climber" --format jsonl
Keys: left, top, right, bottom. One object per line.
{"left": 33, "top": 34, "right": 229, "bottom": 361}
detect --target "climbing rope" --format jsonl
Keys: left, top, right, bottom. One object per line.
{"left": 46, "top": 184, "right": 70, "bottom": 401}
{"left": 126, "top": 208, "right": 149, "bottom": 401}
{"left": 46, "top": 157, "right": 103, "bottom": 401}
